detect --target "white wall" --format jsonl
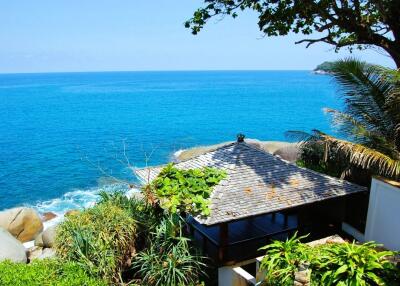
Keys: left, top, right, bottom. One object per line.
{"left": 365, "top": 177, "right": 400, "bottom": 250}
{"left": 218, "top": 265, "right": 256, "bottom": 286}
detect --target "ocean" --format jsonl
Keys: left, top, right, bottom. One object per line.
{"left": 0, "top": 71, "right": 341, "bottom": 216}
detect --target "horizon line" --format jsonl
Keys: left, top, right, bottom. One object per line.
{"left": 0, "top": 68, "right": 314, "bottom": 76}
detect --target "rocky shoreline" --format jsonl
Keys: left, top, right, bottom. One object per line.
{"left": 1, "top": 140, "right": 300, "bottom": 264}
{"left": 174, "top": 139, "right": 300, "bottom": 163}
{"left": 0, "top": 207, "right": 78, "bottom": 264}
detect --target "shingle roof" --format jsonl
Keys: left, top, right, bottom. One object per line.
{"left": 135, "top": 142, "right": 366, "bottom": 226}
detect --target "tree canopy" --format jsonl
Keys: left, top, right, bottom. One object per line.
{"left": 186, "top": 0, "right": 400, "bottom": 67}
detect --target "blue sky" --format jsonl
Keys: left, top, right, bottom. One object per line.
{"left": 0, "top": 0, "right": 395, "bottom": 73}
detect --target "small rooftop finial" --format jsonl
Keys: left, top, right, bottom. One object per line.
{"left": 237, "top": 133, "right": 245, "bottom": 143}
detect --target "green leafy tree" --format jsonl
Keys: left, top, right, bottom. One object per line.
{"left": 186, "top": 0, "right": 400, "bottom": 67}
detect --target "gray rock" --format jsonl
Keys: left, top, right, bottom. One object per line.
{"left": 34, "top": 232, "right": 44, "bottom": 247}
{"left": 273, "top": 145, "right": 300, "bottom": 162}
{"left": 0, "top": 227, "right": 27, "bottom": 263}
{"left": 295, "top": 270, "right": 310, "bottom": 284}
{"left": 39, "top": 248, "right": 55, "bottom": 259}
{"left": 0, "top": 207, "right": 43, "bottom": 242}
{"left": 27, "top": 246, "right": 56, "bottom": 261}
{"left": 27, "top": 246, "right": 43, "bottom": 261}
{"left": 42, "top": 225, "right": 57, "bottom": 248}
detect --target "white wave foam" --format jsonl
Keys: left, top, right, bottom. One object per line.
{"left": 22, "top": 184, "right": 140, "bottom": 249}
{"left": 31, "top": 183, "right": 139, "bottom": 228}
{"left": 172, "top": 149, "right": 184, "bottom": 162}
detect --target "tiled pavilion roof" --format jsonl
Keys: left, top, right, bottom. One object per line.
{"left": 135, "top": 141, "right": 366, "bottom": 226}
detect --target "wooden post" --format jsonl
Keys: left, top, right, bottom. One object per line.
{"left": 218, "top": 223, "right": 228, "bottom": 262}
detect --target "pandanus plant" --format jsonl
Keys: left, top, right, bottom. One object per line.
{"left": 289, "top": 59, "right": 400, "bottom": 181}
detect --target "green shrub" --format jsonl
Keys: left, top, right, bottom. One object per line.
{"left": 259, "top": 233, "right": 311, "bottom": 286}
{"left": 148, "top": 163, "right": 226, "bottom": 216}
{"left": 55, "top": 201, "right": 137, "bottom": 282}
{"left": 98, "top": 191, "right": 162, "bottom": 242}
{"left": 259, "top": 234, "right": 400, "bottom": 286}
{"left": 0, "top": 259, "right": 107, "bottom": 286}
{"left": 313, "top": 241, "right": 400, "bottom": 286}
{"left": 133, "top": 214, "right": 206, "bottom": 286}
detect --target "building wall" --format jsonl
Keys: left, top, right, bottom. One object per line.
{"left": 365, "top": 177, "right": 400, "bottom": 250}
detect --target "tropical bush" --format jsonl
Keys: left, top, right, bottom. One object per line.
{"left": 55, "top": 201, "right": 137, "bottom": 283}
{"left": 132, "top": 214, "right": 206, "bottom": 286}
{"left": 0, "top": 259, "right": 107, "bottom": 286}
{"left": 259, "top": 234, "right": 400, "bottom": 286}
{"left": 259, "top": 233, "right": 311, "bottom": 286}
{"left": 147, "top": 163, "right": 226, "bottom": 216}
{"left": 313, "top": 241, "right": 399, "bottom": 286}
{"left": 98, "top": 191, "right": 161, "bottom": 245}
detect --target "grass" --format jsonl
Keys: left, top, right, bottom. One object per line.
{"left": 0, "top": 259, "right": 107, "bottom": 286}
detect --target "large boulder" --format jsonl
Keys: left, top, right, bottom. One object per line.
{"left": 273, "top": 144, "right": 301, "bottom": 163}
{"left": 42, "top": 225, "right": 57, "bottom": 248}
{"left": 0, "top": 227, "right": 27, "bottom": 263}
{"left": 0, "top": 207, "right": 43, "bottom": 242}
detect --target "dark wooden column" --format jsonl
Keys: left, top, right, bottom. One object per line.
{"left": 218, "top": 222, "right": 228, "bottom": 263}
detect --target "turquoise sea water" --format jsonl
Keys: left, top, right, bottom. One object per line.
{"left": 0, "top": 71, "right": 340, "bottom": 214}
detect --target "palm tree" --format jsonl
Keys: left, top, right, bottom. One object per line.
{"left": 289, "top": 59, "right": 400, "bottom": 181}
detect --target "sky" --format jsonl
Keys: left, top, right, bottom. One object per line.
{"left": 0, "top": 0, "right": 395, "bottom": 73}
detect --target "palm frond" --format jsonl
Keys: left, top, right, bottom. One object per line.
{"left": 323, "top": 108, "right": 395, "bottom": 154}
{"left": 318, "top": 133, "right": 400, "bottom": 180}
{"left": 327, "top": 59, "right": 395, "bottom": 137}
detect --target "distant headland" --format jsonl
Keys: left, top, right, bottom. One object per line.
{"left": 313, "top": 61, "right": 334, "bottom": 75}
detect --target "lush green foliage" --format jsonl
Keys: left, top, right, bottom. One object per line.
{"left": 0, "top": 259, "right": 107, "bottom": 286}
{"left": 133, "top": 214, "right": 206, "bottom": 286}
{"left": 56, "top": 191, "right": 206, "bottom": 285}
{"left": 53, "top": 187, "right": 207, "bottom": 285}
{"left": 186, "top": 1, "right": 400, "bottom": 67}
{"left": 259, "top": 233, "right": 311, "bottom": 285}
{"left": 259, "top": 234, "right": 400, "bottom": 286}
{"left": 55, "top": 201, "right": 137, "bottom": 282}
{"left": 313, "top": 242, "right": 399, "bottom": 286}
{"left": 148, "top": 163, "right": 226, "bottom": 216}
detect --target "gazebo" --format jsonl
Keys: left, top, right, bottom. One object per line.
{"left": 135, "top": 139, "right": 367, "bottom": 266}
